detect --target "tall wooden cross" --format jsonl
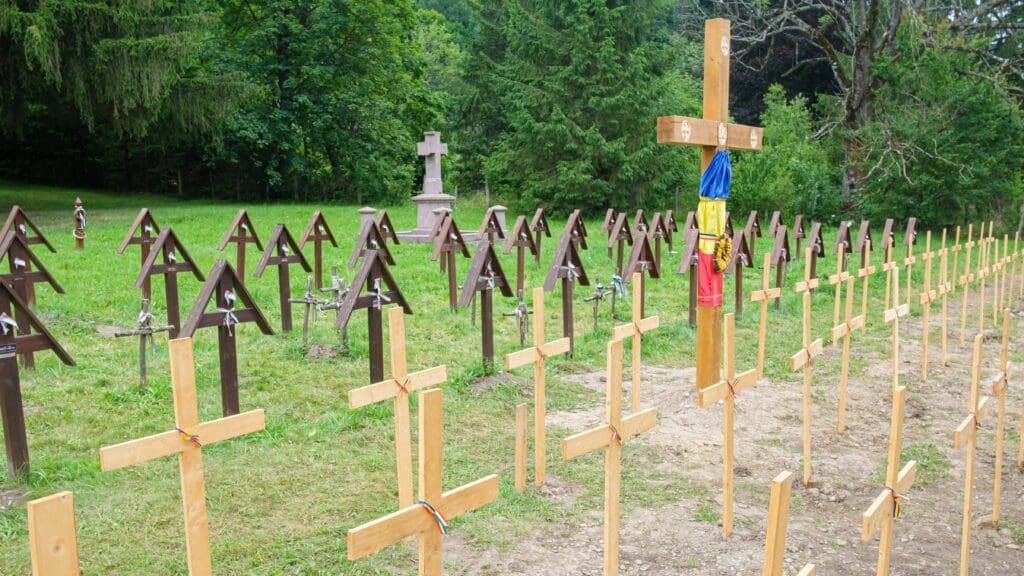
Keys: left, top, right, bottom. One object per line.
{"left": 952, "top": 334, "right": 990, "bottom": 576}
{"left": 959, "top": 224, "right": 976, "bottom": 348}
{"left": 857, "top": 238, "right": 877, "bottom": 335}
{"left": 698, "top": 312, "right": 758, "bottom": 539}
{"left": 298, "top": 210, "right": 337, "bottom": 290}
{"left": 761, "top": 471, "right": 816, "bottom": 576}
{"left": 862, "top": 385, "right": 917, "bottom": 576}
{"left": 217, "top": 209, "right": 263, "bottom": 281}
{"left": 0, "top": 232, "right": 64, "bottom": 369}
{"left": 790, "top": 248, "right": 824, "bottom": 484}
{"left": 881, "top": 219, "right": 896, "bottom": 310}
{"left": 938, "top": 229, "right": 952, "bottom": 366}
{"left": 656, "top": 18, "right": 763, "bottom": 390}
{"left": 832, "top": 245, "right": 864, "bottom": 435}
{"left": 987, "top": 307, "right": 1012, "bottom": 529}
{"left": 135, "top": 227, "right": 204, "bottom": 338}
{"left": 612, "top": 272, "right": 660, "bottom": 414}
{"left": 1, "top": 205, "right": 55, "bottom": 306}
{"left": 100, "top": 338, "right": 266, "bottom": 575}
{"left": 883, "top": 267, "right": 910, "bottom": 395}
{"left": 348, "top": 307, "right": 447, "bottom": 511}
{"left": 27, "top": 491, "right": 80, "bottom": 576}
{"left": 506, "top": 287, "right": 570, "bottom": 487}
{"left": 750, "top": 252, "right": 780, "bottom": 379}
{"left": 347, "top": 388, "right": 499, "bottom": 576}
{"left": 562, "top": 338, "right": 657, "bottom": 574}
{"left": 917, "top": 232, "right": 937, "bottom": 380}
{"left": 254, "top": 224, "right": 312, "bottom": 333}
{"left": 830, "top": 221, "right": 854, "bottom": 343}
{"left": 117, "top": 208, "right": 160, "bottom": 299}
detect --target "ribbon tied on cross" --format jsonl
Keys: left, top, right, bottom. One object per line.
{"left": 418, "top": 500, "right": 449, "bottom": 535}
{"left": 885, "top": 486, "right": 910, "bottom": 519}
{"left": 217, "top": 290, "right": 240, "bottom": 335}
{"left": 371, "top": 278, "right": 391, "bottom": 310}
{"left": 175, "top": 427, "right": 202, "bottom": 447}
{"left": 0, "top": 311, "right": 18, "bottom": 335}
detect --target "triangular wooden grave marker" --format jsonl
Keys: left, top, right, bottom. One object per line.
{"left": 856, "top": 220, "right": 872, "bottom": 269}
{"left": 725, "top": 226, "right": 753, "bottom": 314}
{"left": 632, "top": 210, "right": 649, "bottom": 236}
{"left": 117, "top": 208, "right": 161, "bottom": 299}
{"left": 745, "top": 211, "right": 762, "bottom": 254}
{"left": 0, "top": 232, "right": 64, "bottom": 369}
{"left": 298, "top": 210, "right": 338, "bottom": 290}
{"left": 722, "top": 210, "right": 734, "bottom": 237}
{"left": 679, "top": 226, "right": 700, "bottom": 327}
{"left": 544, "top": 232, "right": 589, "bottom": 355}
{"left": 566, "top": 209, "right": 589, "bottom": 250}
{"left": 601, "top": 208, "right": 616, "bottom": 237}
{"left": 0, "top": 280, "right": 74, "bottom": 478}
{"left": 478, "top": 207, "right": 506, "bottom": 243}
{"left": 792, "top": 215, "right": 805, "bottom": 258}
{"left": 348, "top": 219, "right": 396, "bottom": 269}
{"left": 374, "top": 210, "right": 401, "bottom": 246}
{"left": 665, "top": 209, "right": 678, "bottom": 233}
{"left": 624, "top": 232, "right": 660, "bottom": 317}
{"left": 430, "top": 213, "right": 470, "bottom": 311}
{"left": 254, "top": 224, "right": 312, "bottom": 333}
{"left": 459, "top": 241, "right": 513, "bottom": 368}
{"left": 806, "top": 221, "right": 825, "bottom": 287}
{"left": 180, "top": 260, "right": 274, "bottom": 416}
{"left": 648, "top": 212, "right": 671, "bottom": 269}
{"left": 831, "top": 220, "right": 854, "bottom": 333}
{"left": 766, "top": 211, "right": 783, "bottom": 237}
{"left": 683, "top": 210, "right": 698, "bottom": 236}
{"left": 217, "top": 209, "right": 263, "bottom": 280}
{"left": 769, "top": 225, "right": 792, "bottom": 310}
{"left": 530, "top": 208, "right": 550, "bottom": 266}
{"left": 338, "top": 249, "right": 412, "bottom": 384}
{"left": 606, "top": 213, "right": 634, "bottom": 319}
{"left": 134, "top": 227, "right": 204, "bottom": 338}
{"left": 504, "top": 215, "right": 538, "bottom": 295}
{"left": 1, "top": 206, "right": 55, "bottom": 306}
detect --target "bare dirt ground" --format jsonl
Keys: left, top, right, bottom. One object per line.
{"left": 449, "top": 286, "right": 1024, "bottom": 575}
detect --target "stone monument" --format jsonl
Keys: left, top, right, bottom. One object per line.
{"left": 399, "top": 132, "right": 456, "bottom": 243}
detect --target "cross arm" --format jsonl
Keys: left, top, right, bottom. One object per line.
{"left": 953, "top": 397, "right": 991, "bottom": 450}
{"left": 917, "top": 289, "right": 937, "bottom": 305}
{"left": 993, "top": 365, "right": 1012, "bottom": 395}
{"left": 99, "top": 410, "right": 265, "bottom": 471}
{"left": 861, "top": 461, "right": 917, "bottom": 541}
{"left": 506, "top": 338, "right": 571, "bottom": 369}
{"left": 562, "top": 408, "right": 657, "bottom": 460}
{"left": 858, "top": 265, "right": 877, "bottom": 278}
{"left": 790, "top": 339, "right": 824, "bottom": 371}
{"left": 698, "top": 368, "right": 758, "bottom": 408}
{"left": 750, "top": 287, "right": 782, "bottom": 302}
{"left": 610, "top": 316, "right": 660, "bottom": 340}
{"left": 827, "top": 271, "right": 852, "bottom": 284}
{"left": 882, "top": 304, "right": 910, "bottom": 323}
{"left": 194, "top": 309, "right": 265, "bottom": 330}
{"left": 348, "top": 365, "right": 448, "bottom": 408}
{"left": 797, "top": 565, "right": 816, "bottom": 576}
{"left": 794, "top": 278, "right": 820, "bottom": 293}
{"left": 656, "top": 116, "right": 763, "bottom": 150}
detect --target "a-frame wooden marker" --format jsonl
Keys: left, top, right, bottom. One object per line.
{"left": 766, "top": 211, "right": 783, "bottom": 238}
{"left": 750, "top": 253, "right": 780, "bottom": 379}
{"left": 217, "top": 209, "right": 263, "bottom": 281}
{"left": 832, "top": 243, "right": 864, "bottom": 434}
{"left": 1, "top": 206, "right": 55, "bottom": 307}
{"left": 791, "top": 247, "right": 824, "bottom": 485}
{"left": 339, "top": 249, "right": 412, "bottom": 384}
{"left": 612, "top": 272, "right": 660, "bottom": 414}
{"left": 857, "top": 238, "right": 877, "bottom": 335}
{"left": 938, "top": 229, "right": 953, "bottom": 365}
{"left": 986, "top": 308, "right": 1012, "bottom": 529}
{"left": 805, "top": 222, "right": 825, "bottom": 291}
{"left": 478, "top": 207, "right": 507, "bottom": 244}
{"left": 725, "top": 225, "right": 753, "bottom": 314}
{"left": 862, "top": 385, "right": 917, "bottom": 576}
{"left": 648, "top": 212, "right": 671, "bottom": 270}
{"left": 0, "top": 232, "right": 64, "bottom": 369}
{"left": 348, "top": 218, "right": 396, "bottom": 269}
{"left": 458, "top": 241, "right": 513, "bottom": 368}
{"left": 623, "top": 233, "right": 660, "bottom": 317}
{"left": 792, "top": 215, "right": 805, "bottom": 257}
{"left": 0, "top": 281, "right": 74, "bottom": 478}
{"left": 100, "top": 338, "right": 265, "bottom": 575}
{"left": 254, "top": 224, "right": 312, "bottom": 333}
{"left": 180, "top": 260, "right": 274, "bottom": 416}
{"left": 903, "top": 218, "right": 918, "bottom": 309}
{"left": 506, "top": 287, "right": 570, "bottom": 487}
{"left": 504, "top": 216, "right": 539, "bottom": 347}
{"left": 27, "top": 491, "right": 80, "bottom": 576}
{"left": 565, "top": 209, "right": 589, "bottom": 251}
{"left": 374, "top": 210, "right": 401, "bottom": 248}
{"left": 883, "top": 267, "right": 910, "bottom": 395}
{"left": 855, "top": 220, "right": 872, "bottom": 270}
{"left": 959, "top": 224, "right": 976, "bottom": 348}
{"left": 761, "top": 471, "right": 816, "bottom": 576}
{"left": 347, "top": 388, "right": 499, "bottom": 575}
{"left": 831, "top": 220, "right": 853, "bottom": 338}
{"left": 698, "top": 312, "right": 759, "bottom": 539}
{"left": 118, "top": 208, "right": 161, "bottom": 299}
{"left": 683, "top": 210, "right": 698, "bottom": 237}
{"left": 917, "top": 231, "right": 937, "bottom": 380}
{"left": 544, "top": 232, "right": 590, "bottom": 355}
{"left": 606, "top": 213, "right": 633, "bottom": 316}
{"left": 745, "top": 211, "right": 763, "bottom": 256}
{"left": 600, "top": 208, "right": 616, "bottom": 237}
{"left": 769, "top": 225, "right": 792, "bottom": 310}
{"left": 631, "top": 209, "right": 649, "bottom": 238}
{"left": 678, "top": 227, "right": 700, "bottom": 326}
{"left": 562, "top": 338, "right": 657, "bottom": 575}
{"left": 349, "top": 307, "right": 447, "bottom": 511}
{"left": 664, "top": 209, "right": 678, "bottom": 243}
{"left": 530, "top": 208, "right": 550, "bottom": 266}
{"left": 722, "top": 210, "right": 734, "bottom": 237}
{"left": 135, "top": 227, "right": 205, "bottom": 338}
{"left": 953, "top": 334, "right": 990, "bottom": 576}
{"left": 298, "top": 210, "right": 337, "bottom": 290}
{"left": 430, "top": 212, "right": 470, "bottom": 312}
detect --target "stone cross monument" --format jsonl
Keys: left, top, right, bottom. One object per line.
{"left": 399, "top": 132, "right": 456, "bottom": 242}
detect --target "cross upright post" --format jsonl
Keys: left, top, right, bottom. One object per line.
{"left": 938, "top": 229, "right": 952, "bottom": 365}
{"left": 790, "top": 247, "right": 824, "bottom": 484}
{"left": 828, "top": 238, "right": 853, "bottom": 348}
{"left": 858, "top": 237, "right": 877, "bottom": 335}
{"left": 611, "top": 272, "right": 660, "bottom": 414}
{"left": 917, "top": 232, "right": 937, "bottom": 380}
{"left": 953, "top": 334, "right": 991, "bottom": 576}
{"left": 883, "top": 267, "right": 910, "bottom": 395}
{"left": 761, "top": 471, "right": 816, "bottom": 576}
{"left": 749, "top": 253, "right": 779, "bottom": 379}
{"left": 27, "top": 491, "right": 80, "bottom": 576}
{"left": 831, "top": 242, "right": 864, "bottom": 435}
{"left": 986, "top": 308, "right": 1012, "bottom": 528}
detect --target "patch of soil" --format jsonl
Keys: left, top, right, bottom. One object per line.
{"left": 0, "top": 488, "right": 27, "bottom": 512}
{"left": 94, "top": 324, "right": 122, "bottom": 337}
{"left": 305, "top": 344, "right": 341, "bottom": 360}
{"left": 472, "top": 372, "right": 528, "bottom": 395}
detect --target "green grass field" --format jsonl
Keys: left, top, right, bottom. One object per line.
{"left": 0, "top": 182, "right": 960, "bottom": 573}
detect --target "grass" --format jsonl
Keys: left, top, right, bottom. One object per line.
{"left": 0, "top": 182, "right": 977, "bottom": 573}
{"left": 869, "top": 441, "right": 953, "bottom": 487}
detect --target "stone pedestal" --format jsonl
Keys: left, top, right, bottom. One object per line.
{"left": 491, "top": 205, "right": 508, "bottom": 233}
{"left": 358, "top": 207, "right": 377, "bottom": 229}
{"left": 397, "top": 193, "right": 456, "bottom": 243}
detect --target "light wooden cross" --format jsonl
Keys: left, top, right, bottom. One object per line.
{"left": 611, "top": 272, "right": 660, "bottom": 414}
{"left": 761, "top": 471, "right": 816, "bottom": 576}
{"left": 831, "top": 244, "right": 864, "bottom": 435}
{"left": 790, "top": 248, "right": 824, "bottom": 485}
{"left": 995, "top": 234, "right": 1009, "bottom": 326}
{"left": 27, "top": 491, "right": 80, "bottom": 576}
{"left": 698, "top": 312, "right": 759, "bottom": 539}
{"left": 937, "top": 229, "right": 952, "bottom": 366}
{"left": 976, "top": 222, "right": 992, "bottom": 337}
{"left": 99, "top": 338, "right": 266, "bottom": 575}
{"left": 953, "top": 334, "right": 991, "bottom": 576}
{"left": 917, "top": 232, "right": 937, "bottom": 381}
{"left": 857, "top": 238, "right": 877, "bottom": 335}
{"left": 349, "top": 307, "right": 447, "bottom": 510}
{"left": 1012, "top": 231, "right": 1021, "bottom": 305}
{"left": 862, "top": 385, "right": 917, "bottom": 576}
{"left": 750, "top": 253, "right": 780, "bottom": 379}
{"left": 986, "top": 307, "right": 1012, "bottom": 529}
{"left": 882, "top": 267, "right": 910, "bottom": 394}
{"left": 903, "top": 222, "right": 917, "bottom": 309}
{"left": 828, "top": 243, "right": 853, "bottom": 348}
{"left": 959, "top": 224, "right": 976, "bottom": 348}
{"left": 347, "top": 388, "right": 499, "bottom": 576}
{"left": 562, "top": 338, "right": 657, "bottom": 575}
{"left": 506, "top": 287, "right": 570, "bottom": 487}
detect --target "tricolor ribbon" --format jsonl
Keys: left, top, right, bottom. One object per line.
{"left": 418, "top": 500, "right": 449, "bottom": 535}
{"left": 885, "top": 486, "right": 910, "bottom": 519}
{"left": 608, "top": 424, "right": 622, "bottom": 445}
{"left": 175, "top": 427, "right": 202, "bottom": 447}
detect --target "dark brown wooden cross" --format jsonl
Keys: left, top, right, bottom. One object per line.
{"left": 0, "top": 233, "right": 64, "bottom": 369}
{"left": 766, "top": 211, "right": 783, "bottom": 238}
{"left": 459, "top": 241, "right": 513, "bottom": 368}
{"left": 1, "top": 206, "right": 55, "bottom": 307}
{"left": 792, "top": 215, "right": 805, "bottom": 259}
{"left": 601, "top": 208, "right": 616, "bottom": 237}
{"left": 648, "top": 212, "right": 671, "bottom": 270}
{"left": 530, "top": 208, "right": 550, "bottom": 266}
{"left": 624, "top": 233, "right": 660, "bottom": 317}
{"left": 298, "top": 211, "right": 337, "bottom": 290}
{"left": 632, "top": 210, "right": 650, "bottom": 237}
{"left": 770, "top": 225, "right": 793, "bottom": 310}
{"left": 429, "top": 212, "right": 470, "bottom": 311}
{"left": 664, "top": 209, "right": 678, "bottom": 242}
{"left": 117, "top": 208, "right": 161, "bottom": 299}
{"left": 725, "top": 226, "right": 753, "bottom": 314}
{"left": 478, "top": 207, "right": 507, "bottom": 244}
{"left": 217, "top": 209, "right": 263, "bottom": 280}
{"left": 544, "top": 232, "right": 590, "bottom": 355}
{"left": 806, "top": 222, "right": 825, "bottom": 292}
{"left": 606, "top": 213, "right": 634, "bottom": 319}
{"left": 565, "top": 209, "right": 588, "bottom": 251}
{"left": 180, "top": 260, "right": 274, "bottom": 416}
{"left": 0, "top": 281, "right": 74, "bottom": 478}
{"left": 374, "top": 210, "right": 401, "bottom": 248}
{"left": 348, "top": 219, "right": 396, "bottom": 269}
{"left": 679, "top": 227, "right": 700, "bottom": 327}
{"left": 134, "top": 227, "right": 204, "bottom": 338}
{"left": 254, "top": 224, "right": 312, "bottom": 333}
{"left": 745, "top": 211, "right": 762, "bottom": 255}
{"left": 504, "top": 216, "right": 539, "bottom": 346}
{"left": 113, "top": 298, "right": 174, "bottom": 388}
{"left": 683, "top": 210, "right": 698, "bottom": 236}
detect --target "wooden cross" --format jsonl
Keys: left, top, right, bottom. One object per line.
{"left": 562, "top": 338, "right": 657, "bottom": 574}
{"left": 937, "top": 229, "right": 952, "bottom": 366}
{"left": 612, "top": 272, "right": 660, "bottom": 414}
{"left": 478, "top": 207, "right": 507, "bottom": 244}
{"left": 71, "top": 197, "right": 86, "bottom": 251}
{"left": 117, "top": 208, "right": 160, "bottom": 299}
{"left": 855, "top": 220, "right": 872, "bottom": 270}
{"left": 987, "top": 308, "right": 1012, "bottom": 529}
{"left": 725, "top": 226, "right": 753, "bottom": 314}
{"left": 916, "top": 231, "right": 937, "bottom": 380}
{"left": 648, "top": 212, "right": 671, "bottom": 271}
{"left": 288, "top": 276, "right": 322, "bottom": 346}
{"left": 881, "top": 219, "right": 897, "bottom": 310}
{"left": 959, "top": 224, "right": 976, "bottom": 349}
{"left": 766, "top": 210, "right": 783, "bottom": 238}
{"left": 0, "top": 281, "right": 74, "bottom": 478}
{"left": 429, "top": 211, "right": 470, "bottom": 312}
{"left": 803, "top": 222, "right": 825, "bottom": 293}
{"left": 600, "top": 208, "right": 616, "bottom": 237}
{"left": 623, "top": 233, "right": 660, "bottom": 317}
{"left": 1011, "top": 231, "right": 1020, "bottom": 307}
{"left": 999, "top": 234, "right": 1010, "bottom": 323}
{"left": 504, "top": 216, "right": 539, "bottom": 346}
{"left": 761, "top": 471, "right": 816, "bottom": 576}
{"left": 857, "top": 238, "right": 877, "bottom": 335}
{"left": 374, "top": 210, "right": 400, "bottom": 248}
{"left": 631, "top": 210, "right": 649, "bottom": 238}
{"left": 1, "top": 205, "right": 55, "bottom": 307}
{"left": 750, "top": 252, "right": 780, "bottom": 379}
{"left": 882, "top": 267, "right": 910, "bottom": 395}
{"left": 832, "top": 244, "right": 864, "bottom": 435}
{"left": 697, "top": 312, "right": 758, "bottom": 539}
{"left": 349, "top": 218, "right": 396, "bottom": 270}
{"left": 745, "top": 211, "right": 763, "bottom": 259}
{"left": 769, "top": 225, "right": 792, "bottom": 310}
{"left": 862, "top": 385, "right": 917, "bottom": 576}
{"left": 680, "top": 227, "right": 700, "bottom": 327}
{"left": 530, "top": 208, "right": 550, "bottom": 266}
{"left": 113, "top": 298, "right": 174, "bottom": 388}
{"left": 318, "top": 266, "right": 350, "bottom": 350}
{"left": 458, "top": 241, "right": 513, "bottom": 367}
{"left": 565, "top": 209, "right": 589, "bottom": 251}
{"left": 27, "top": 491, "right": 80, "bottom": 575}
{"left": 347, "top": 388, "right": 499, "bottom": 575}
{"left": 179, "top": 260, "right": 274, "bottom": 416}
{"left": 606, "top": 213, "right": 633, "bottom": 319}
{"left": 100, "top": 338, "right": 265, "bottom": 575}
{"left": 903, "top": 218, "right": 918, "bottom": 309}
{"left": 254, "top": 224, "right": 312, "bottom": 333}
{"left": 506, "top": 287, "right": 570, "bottom": 487}
{"left": 135, "top": 227, "right": 204, "bottom": 339}
{"left": 791, "top": 248, "right": 824, "bottom": 484}
{"left": 977, "top": 222, "right": 994, "bottom": 336}
{"left": 349, "top": 307, "right": 447, "bottom": 510}
{"left": 952, "top": 334, "right": 991, "bottom": 576}
{"left": 217, "top": 209, "right": 263, "bottom": 281}
{"left": 792, "top": 215, "right": 805, "bottom": 258}
{"left": 993, "top": 234, "right": 1008, "bottom": 327}
{"left": 831, "top": 220, "right": 853, "bottom": 338}
{"left": 544, "top": 232, "right": 590, "bottom": 355}
{"left": 298, "top": 210, "right": 337, "bottom": 290}
{"left": 0, "top": 232, "right": 64, "bottom": 369}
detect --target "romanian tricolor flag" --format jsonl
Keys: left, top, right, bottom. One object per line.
{"left": 696, "top": 150, "right": 732, "bottom": 307}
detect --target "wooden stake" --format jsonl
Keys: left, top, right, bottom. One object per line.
{"left": 828, "top": 243, "right": 852, "bottom": 347}
{"left": 857, "top": 237, "right": 877, "bottom": 335}
{"left": 959, "top": 224, "right": 975, "bottom": 348}
{"left": 939, "top": 229, "right": 952, "bottom": 366}
{"left": 750, "top": 253, "right": 779, "bottom": 379}
{"left": 791, "top": 248, "right": 824, "bottom": 483}
{"left": 977, "top": 222, "right": 990, "bottom": 337}
{"left": 27, "top": 491, "right": 80, "bottom": 576}
{"left": 917, "top": 232, "right": 936, "bottom": 381}
{"left": 883, "top": 267, "right": 910, "bottom": 395}
{"left": 515, "top": 403, "right": 527, "bottom": 493}
{"left": 987, "top": 308, "right": 1011, "bottom": 528}
{"left": 761, "top": 471, "right": 815, "bottom": 576}
{"left": 903, "top": 220, "right": 917, "bottom": 309}
{"left": 563, "top": 339, "right": 657, "bottom": 575}
{"left": 831, "top": 244, "right": 863, "bottom": 435}
{"left": 612, "top": 272, "right": 660, "bottom": 413}
{"left": 953, "top": 334, "right": 990, "bottom": 576}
